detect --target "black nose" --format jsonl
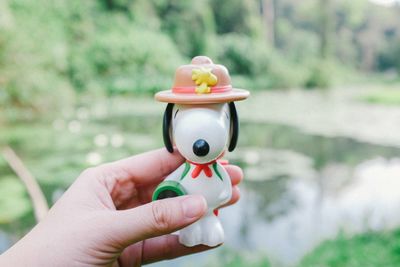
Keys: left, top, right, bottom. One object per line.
{"left": 192, "top": 139, "right": 209, "bottom": 157}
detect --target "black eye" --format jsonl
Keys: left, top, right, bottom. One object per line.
{"left": 174, "top": 109, "right": 179, "bottom": 119}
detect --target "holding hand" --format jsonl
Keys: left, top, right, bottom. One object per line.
{"left": 0, "top": 148, "right": 243, "bottom": 267}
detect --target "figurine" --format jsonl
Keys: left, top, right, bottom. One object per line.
{"left": 152, "top": 56, "right": 249, "bottom": 247}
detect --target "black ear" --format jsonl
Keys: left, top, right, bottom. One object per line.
{"left": 228, "top": 102, "right": 239, "bottom": 152}
{"left": 163, "top": 103, "right": 174, "bottom": 153}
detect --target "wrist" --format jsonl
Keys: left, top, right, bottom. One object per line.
{"left": 0, "top": 223, "right": 49, "bottom": 267}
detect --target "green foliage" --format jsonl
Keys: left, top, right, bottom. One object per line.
{"left": 305, "top": 61, "right": 333, "bottom": 89}
{"left": 70, "top": 23, "right": 184, "bottom": 95}
{"left": 0, "top": 0, "right": 75, "bottom": 111}
{"left": 215, "top": 34, "right": 259, "bottom": 76}
{"left": 0, "top": 175, "right": 31, "bottom": 224}
{"left": 210, "top": 0, "right": 261, "bottom": 37}
{"left": 153, "top": 0, "right": 215, "bottom": 57}
{"left": 377, "top": 41, "right": 400, "bottom": 73}
{"left": 215, "top": 34, "right": 307, "bottom": 89}
{"left": 299, "top": 230, "right": 400, "bottom": 267}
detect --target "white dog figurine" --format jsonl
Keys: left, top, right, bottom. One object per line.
{"left": 153, "top": 56, "right": 249, "bottom": 247}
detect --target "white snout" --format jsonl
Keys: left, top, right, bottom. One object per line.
{"left": 173, "top": 104, "right": 230, "bottom": 164}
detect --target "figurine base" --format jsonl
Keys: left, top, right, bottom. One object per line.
{"left": 179, "top": 211, "right": 224, "bottom": 247}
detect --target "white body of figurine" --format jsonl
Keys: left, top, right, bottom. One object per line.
{"left": 163, "top": 104, "right": 232, "bottom": 247}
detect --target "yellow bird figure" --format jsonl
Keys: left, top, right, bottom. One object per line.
{"left": 192, "top": 67, "right": 218, "bottom": 94}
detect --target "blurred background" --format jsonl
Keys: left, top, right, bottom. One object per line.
{"left": 1, "top": 0, "right": 400, "bottom": 266}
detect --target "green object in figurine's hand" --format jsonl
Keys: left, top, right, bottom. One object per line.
{"left": 152, "top": 180, "right": 187, "bottom": 200}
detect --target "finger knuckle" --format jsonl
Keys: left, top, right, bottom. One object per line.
{"left": 80, "top": 167, "right": 98, "bottom": 178}
{"left": 163, "top": 236, "right": 175, "bottom": 259}
{"left": 78, "top": 167, "right": 108, "bottom": 185}
{"left": 151, "top": 201, "right": 172, "bottom": 232}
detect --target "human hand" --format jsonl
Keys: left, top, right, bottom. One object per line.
{"left": 0, "top": 148, "right": 243, "bottom": 267}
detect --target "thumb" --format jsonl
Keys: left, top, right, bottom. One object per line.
{"left": 108, "top": 195, "right": 207, "bottom": 246}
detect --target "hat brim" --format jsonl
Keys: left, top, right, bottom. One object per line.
{"left": 155, "top": 88, "right": 249, "bottom": 104}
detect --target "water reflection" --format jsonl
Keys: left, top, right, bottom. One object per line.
{"left": 224, "top": 151, "right": 400, "bottom": 266}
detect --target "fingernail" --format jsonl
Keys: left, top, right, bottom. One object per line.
{"left": 181, "top": 195, "right": 207, "bottom": 219}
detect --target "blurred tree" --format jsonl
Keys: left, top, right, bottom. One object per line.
{"left": 0, "top": 0, "right": 75, "bottom": 111}
{"left": 377, "top": 41, "right": 400, "bottom": 73}
{"left": 319, "top": 0, "right": 334, "bottom": 59}
{"left": 210, "top": 0, "right": 262, "bottom": 38}
{"left": 260, "top": 0, "right": 280, "bottom": 48}
{"left": 153, "top": 0, "right": 215, "bottom": 57}
{"left": 99, "top": 0, "right": 132, "bottom": 12}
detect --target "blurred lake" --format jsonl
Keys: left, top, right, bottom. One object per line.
{"left": 1, "top": 89, "right": 400, "bottom": 266}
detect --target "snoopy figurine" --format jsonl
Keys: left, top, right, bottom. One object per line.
{"left": 152, "top": 56, "right": 249, "bottom": 247}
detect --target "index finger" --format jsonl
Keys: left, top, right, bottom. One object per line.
{"left": 99, "top": 147, "right": 184, "bottom": 186}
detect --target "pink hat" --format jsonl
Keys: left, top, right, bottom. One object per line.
{"left": 155, "top": 56, "right": 249, "bottom": 104}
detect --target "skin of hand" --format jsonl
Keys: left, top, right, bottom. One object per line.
{"left": 0, "top": 148, "right": 243, "bottom": 267}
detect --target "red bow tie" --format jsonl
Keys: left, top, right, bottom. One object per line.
{"left": 188, "top": 161, "right": 216, "bottom": 178}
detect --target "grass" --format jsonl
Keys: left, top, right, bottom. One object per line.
{"left": 299, "top": 230, "right": 400, "bottom": 267}
{"left": 360, "top": 89, "right": 400, "bottom": 106}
